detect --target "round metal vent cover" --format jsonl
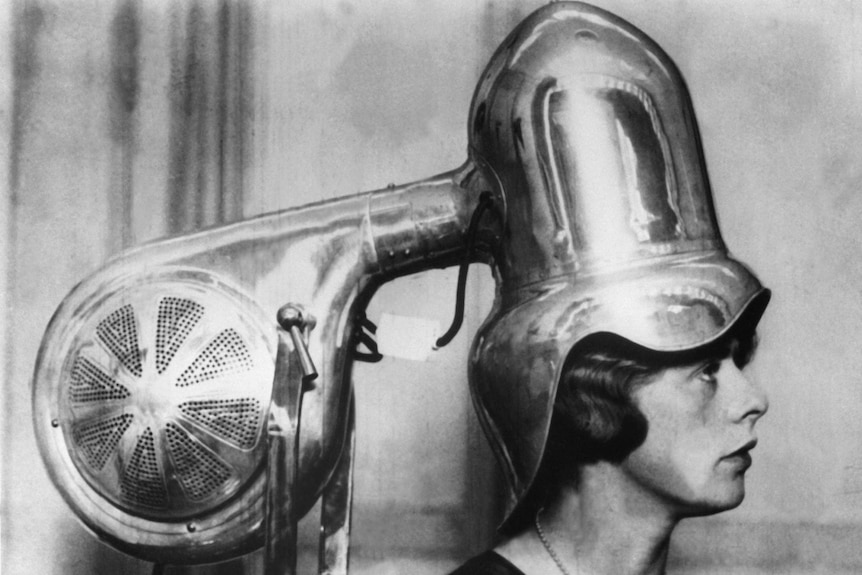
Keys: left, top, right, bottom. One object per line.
{"left": 34, "top": 267, "right": 276, "bottom": 563}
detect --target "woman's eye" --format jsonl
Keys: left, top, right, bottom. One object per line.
{"left": 697, "top": 361, "right": 721, "bottom": 382}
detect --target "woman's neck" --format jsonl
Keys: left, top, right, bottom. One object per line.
{"left": 497, "top": 462, "right": 679, "bottom": 575}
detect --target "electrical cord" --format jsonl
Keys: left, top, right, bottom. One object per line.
{"left": 435, "top": 191, "right": 494, "bottom": 348}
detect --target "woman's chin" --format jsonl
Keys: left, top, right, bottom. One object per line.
{"left": 685, "top": 481, "right": 746, "bottom": 517}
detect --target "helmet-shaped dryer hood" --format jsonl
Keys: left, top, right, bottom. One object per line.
{"left": 466, "top": 1, "right": 770, "bottom": 526}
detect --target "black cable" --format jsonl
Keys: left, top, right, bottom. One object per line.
{"left": 435, "top": 191, "right": 494, "bottom": 348}
{"left": 353, "top": 311, "right": 384, "bottom": 363}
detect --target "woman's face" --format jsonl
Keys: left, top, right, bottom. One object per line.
{"left": 620, "top": 347, "right": 768, "bottom": 516}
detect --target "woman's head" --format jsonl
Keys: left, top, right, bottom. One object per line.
{"left": 507, "top": 327, "right": 766, "bottom": 531}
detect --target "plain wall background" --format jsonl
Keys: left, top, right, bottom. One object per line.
{"left": 2, "top": 1, "right": 862, "bottom": 573}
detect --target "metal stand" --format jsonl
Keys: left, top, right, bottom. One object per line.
{"left": 319, "top": 399, "right": 355, "bottom": 575}
{"left": 264, "top": 305, "right": 318, "bottom": 575}
{"left": 263, "top": 303, "right": 355, "bottom": 575}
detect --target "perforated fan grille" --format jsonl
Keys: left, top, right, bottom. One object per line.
{"left": 156, "top": 297, "right": 204, "bottom": 374}
{"left": 72, "top": 414, "right": 134, "bottom": 470}
{"left": 59, "top": 275, "right": 273, "bottom": 520}
{"left": 179, "top": 399, "right": 262, "bottom": 449}
{"left": 176, "top": 329, "right": 253, "bottom": 387}
{"left": 166, "top": 423, "right": 233, "bottom": 501}
{"left": 69, "top": 356, "right": 131, "bottom": 402}
{"left": 121, "top": 427, "right": 168, "bottom": 509}
{"left": 96, "top": 304, "right": 143, "bottom": 377}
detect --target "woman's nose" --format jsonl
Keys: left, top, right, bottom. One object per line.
{"left": 723, "top": 361, "right": 769, "bottom": 423}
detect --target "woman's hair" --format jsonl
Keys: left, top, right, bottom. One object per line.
{"left": 501, "top": 328, "right": 758, "bottom": 535}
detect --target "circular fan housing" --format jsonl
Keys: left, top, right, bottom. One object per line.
{"left": 34, "top": 267, "right": 276, "bottom": 563}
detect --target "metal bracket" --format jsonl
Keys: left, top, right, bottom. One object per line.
{"left": 352, "top": 311, "right": 383, "bottom": 363}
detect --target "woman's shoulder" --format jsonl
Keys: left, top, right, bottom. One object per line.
{"left": 447, "top": 550, "right": 526, "bottom": 575}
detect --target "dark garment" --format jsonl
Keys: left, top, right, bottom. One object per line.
{"left": 448, "top": 551, "right": 526, "bottom": 575}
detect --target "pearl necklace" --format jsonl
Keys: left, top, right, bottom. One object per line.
{"left": 534, "top": 510, "right": 573, "bottom": 575}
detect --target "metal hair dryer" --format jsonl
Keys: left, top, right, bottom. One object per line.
{"left": 32, "top": 160, "right": 494, "bottom": 570}
{"left": 33, "top": 1, "right": 759, "bottom": 572}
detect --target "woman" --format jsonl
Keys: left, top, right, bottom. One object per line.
{"left": 453, "top": 2, "right": 771, "bottom": 574}
{"left": 455, "top": 328, "right": 767, "bottom": 574}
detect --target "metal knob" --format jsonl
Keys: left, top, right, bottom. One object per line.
{"left": 276, "top": 304, "right": 318, "bottom": 383}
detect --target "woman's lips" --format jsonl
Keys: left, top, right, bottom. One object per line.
{"left": 723, "top": 450, "right": 752, "bottom": 471}
{"left": 721, "top": 439, "right": 757, "bottom": 471}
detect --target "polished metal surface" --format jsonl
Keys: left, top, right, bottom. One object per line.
{"left": 466, "top": 1, "right": 770, "bottom": 524}
{"left": 33, "top": 163, "right": 487, "bottom": 563}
